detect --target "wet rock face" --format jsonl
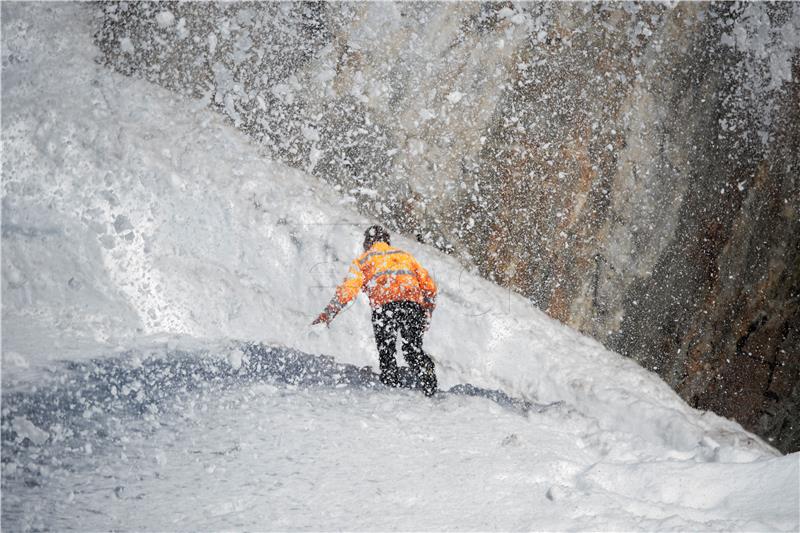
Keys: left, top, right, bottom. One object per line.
{"left": 96, "top": 2, "right": 799, "bottom": 452}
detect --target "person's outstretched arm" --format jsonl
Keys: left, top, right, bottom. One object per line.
{"left": 312, "top": 259, "right": 364, "bottom": 326}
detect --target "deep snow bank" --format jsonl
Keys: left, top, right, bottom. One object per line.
{"left": 2, "top": 4, "right": 798, "bottom": 529}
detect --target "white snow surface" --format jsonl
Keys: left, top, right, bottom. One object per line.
{"left": 1, "top": 3, "right": 798, "bottom": 531}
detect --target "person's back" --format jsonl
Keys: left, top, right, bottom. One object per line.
{"left": 312, "top": 225, "right": 438, "bottom": 396}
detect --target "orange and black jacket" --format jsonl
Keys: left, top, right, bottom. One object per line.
{"left": 327, "top": 242, "right": 437, "bottom": 314}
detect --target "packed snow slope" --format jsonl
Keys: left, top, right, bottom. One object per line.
{"left": 2, "top": 3, "right": 798, "bottom": 531}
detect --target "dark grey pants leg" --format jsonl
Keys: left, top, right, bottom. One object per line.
{"left": 372, "top": 305, "right": 399, "bottom": 386}
{"left": 398, "top": 302, "right": 438, "bottom": 396}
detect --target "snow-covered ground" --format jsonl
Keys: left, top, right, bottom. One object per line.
{"left": 2, "top": 3, "right": 798, "bottom": 531}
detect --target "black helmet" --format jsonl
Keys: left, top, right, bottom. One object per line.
{"left": 363, "top": 224, "right": 390, "bottom": 250}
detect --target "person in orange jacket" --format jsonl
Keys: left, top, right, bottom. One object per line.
{"left": 313, "top": 225, "right": 438, "bottom": 396}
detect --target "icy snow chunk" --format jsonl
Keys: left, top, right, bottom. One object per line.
{"left": 3, "top": 462, "right": 17, "bottom": 477}
{"left": 12, "top": 416, "right": 49, "bottom": 445}
{"left": 99, "top": 234, "right": 116, "bottom": 249}
{"left": 223, "top": 94, "right": 241, "bottom": 126}
{"left": 113, "top": 214, "right": 134, "bottom": 234}
{"left": 155, "top": 10, "right": 175, "bottom": 29}
{"left": 308, "top": 146, "right": 322, "bottom": 171}
{"left": 501, "top": 433, "right": 522, "bottom": 446}
{"left": 545, "top": 484, "right": 571, "bottom": 501}
{"left": 3, "top": 351, "right": 29, "bottom": 368}
{"left": 227, "top": 348, "right": 244, "bottom": 371}
{"left": 4, "top": 262, "right": 24, "bottom": 288}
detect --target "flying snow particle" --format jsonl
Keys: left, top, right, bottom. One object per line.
{"left": 408, "top": 138, "right": 426, "bottom": 156}
{"left": 155, "top": 10, "right": 175, "bottom": 29}
{"left": 169, "top": 173, "right": 184, "bottom": 189}
{"left": 419, "top": 109, "right": 436, "bottom": 122}
{"left": 119, "top": 37, "right": 134, "bottom": 54}
{"left": 446, "top": 91, "right": 463, "bottom": 104}
{"left": 497, "top": 7, "right": 516, "bottom": 20}
{"left": 301, "top": 125, "right": 320, "bottom": 142}
{"left": 176, "top": 17, "right": 188, "bottom": 40}
{"left": 308, "top": 146, "right": 322, "bottom": 171}
{"left": 155, "top": 450, "right": 168, "bottom": 466}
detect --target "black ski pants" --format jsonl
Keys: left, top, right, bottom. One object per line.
{"left": 371, "top": 301, "right": 437, "bottom": 395}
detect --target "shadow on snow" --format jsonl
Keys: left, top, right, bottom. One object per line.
{"left": 1, "top": 342, "right": 559, "bottom": 456}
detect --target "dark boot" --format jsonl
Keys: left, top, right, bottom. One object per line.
{"left": 418, "top": 354, "right": 438, "bottom": 397}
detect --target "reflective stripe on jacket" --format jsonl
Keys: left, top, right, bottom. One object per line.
{"left": 334, "top": 242, "right": 437, "bottom": 310}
